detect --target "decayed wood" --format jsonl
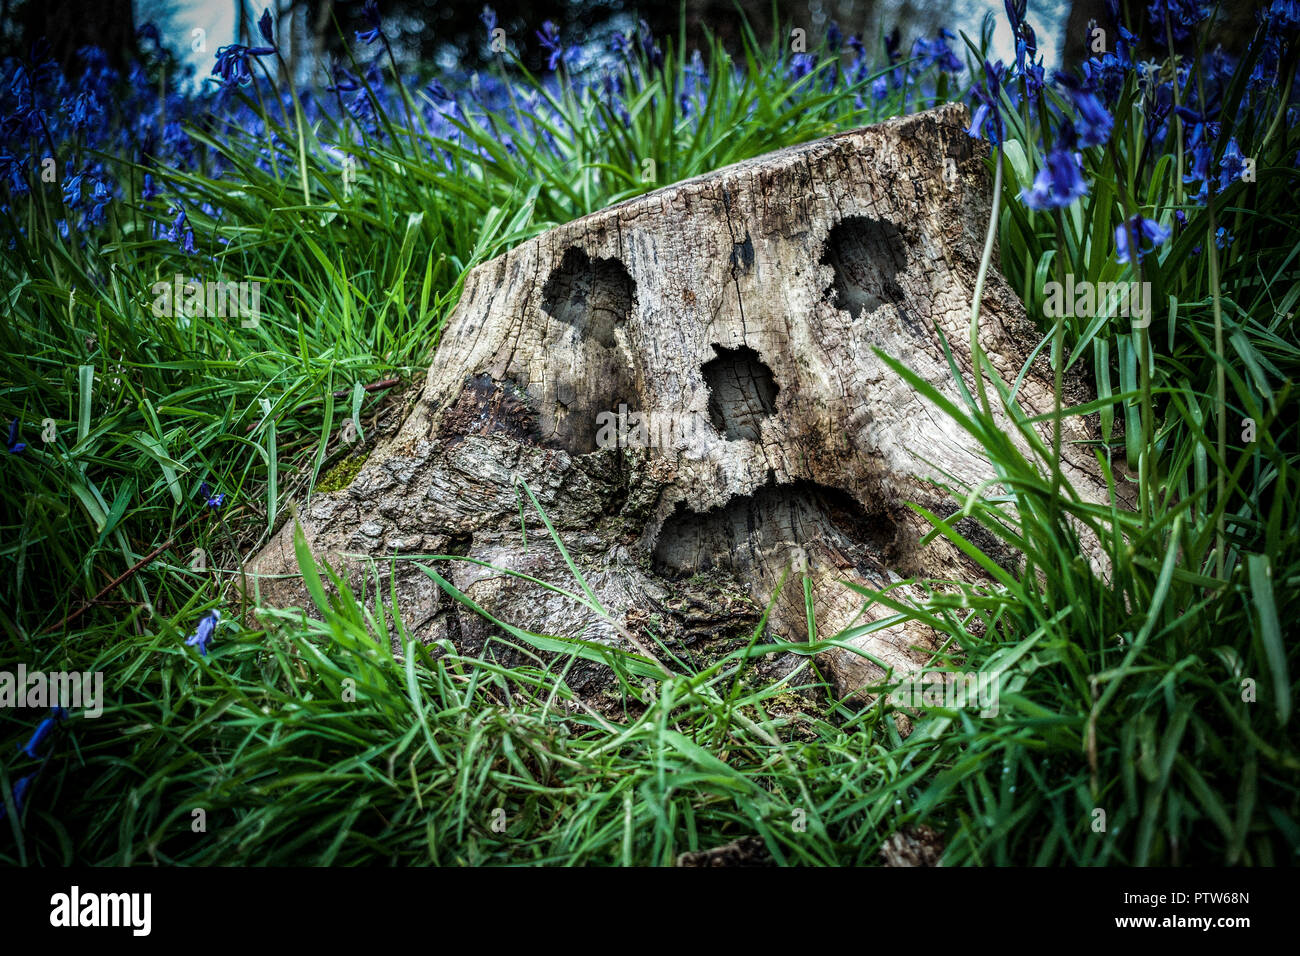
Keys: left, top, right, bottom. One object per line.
{"left": 246, "top": 102, "right": 1112, "bottom": 697}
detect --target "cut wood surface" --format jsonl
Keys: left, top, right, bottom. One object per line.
{"left": 247, "top": 101, "right": 1113, "bottom": 696}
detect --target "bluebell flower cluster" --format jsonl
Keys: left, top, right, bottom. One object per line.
{"left": 960, "top": 0, "right": 1300, "bottom": 267}
{"left": 2, "top": 0, "right": 1294, "bottom": 278}
{"left": 536, "top": 22, "right": 567, "bottom": 72}
{"left": 1147, "top": 0, "right": 1210, "bottom": 46}
{"left": 1021, "top": 137, "right": 1089, "bottom": 210}
{"left": 911, "top": 30, "right": 964, "bottom": 75}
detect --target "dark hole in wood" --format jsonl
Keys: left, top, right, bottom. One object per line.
{"left": 702, "top": 345, "right": 778, "bottom": 442}
{"left": 652, "top": 480, "right": 902, "bottom": 580}
{"left": 537, "top": 248, "right": 639, "bottom": 454}
{"left": 820, "top": 216, "right": 908, "bottom": 319}
{"left": 541, "top": 247, "right": 636, "bottom": 348}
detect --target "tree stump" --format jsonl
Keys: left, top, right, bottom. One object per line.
{"left": 247, "top": 102, "right": 1109, "bottom": 697}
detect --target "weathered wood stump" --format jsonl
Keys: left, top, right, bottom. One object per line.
{"left": 247, "top": 102, "right": 1108, "bottom": 697}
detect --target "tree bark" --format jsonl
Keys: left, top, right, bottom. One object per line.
{"left": 248, "top": 102, "right": 1115, "bottom": 698}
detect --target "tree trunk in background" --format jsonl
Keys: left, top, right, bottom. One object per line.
{"left": 247, "top": 103, "right": 1118, "bottom": 701}
{"left": 21, "top": 0, "right": 135, "bottom": 70}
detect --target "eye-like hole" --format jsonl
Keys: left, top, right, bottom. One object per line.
{"left": 541, "top": 247, "right": 636, "bottom": 348}
{"left": 539, "top": 247, "right": 639, "bottom": 454}
{"left": 820, "top": 215, "right": 908, "bottom": 319}
{"left": 702, "top": 345, "right": 778, "bottom": 442}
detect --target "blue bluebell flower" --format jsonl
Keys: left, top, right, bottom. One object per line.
{"left": 1004, "top": 0, "right": 1038, "bottom": 74}
{"left": 1174, "top": 105, "right": 1220, "bottom": 150}
{"left": 1115, "top": 214, "right": 1171, "bottom": 263}
{"left": 0, "top": 151, "right": 28, "bottom": 196}
{"left": 536, "top": 21, "right": 566, "bottom": 71}
{"left": 198, "top": 481, "right": 226, "bottom": 509}
{"left": 186, "top": 609, "right": 222, "bottom": 656}
{"left": 1215, "top": 226, "right": 1233, "bottom": 248}
{"left": 356, "top": 0, "right": 384, "bottom": 46}
{"left": 0, "top": 774, "right": 33, "bottom": 820}
{"left": 788, "top": 54, "right": 815, "bottom": 81}
{"left": 62, "top": 89, "right": 103, "bottom": 131}
{"left": 640, "top": 19, "right": 664, "bottom": 71}
{"left": 883, "top": 27, "right": 902, "bottom": 63}
{"left": 932, "top": 30, "right": 964, "bottom": 73}
{"left": 968, "top": 60, "right": 1007, "bottom": 145}
{"left": 77, "top": 45, "right": 113, "bottom": 74}
{"left": 61, "top": 170, "right": 83, "bottom": 208}
{"left": 160, "top": 204, "right": 197, "bottom": 254}
{"left": 258, "top": 9, "right": 276, "bottom": 48}
{"left": 909, "top": 35, "right": 962, "bottom": 75}
{"left": 1184, "top": 143, "right": 1212, "bottom": 202}
{"left": 1249, "top": 34, "right": 1283, "bottom": 89}
{"left": 6, "top": 419, "right": 26, "bottom": 454}
{"left": 1021, "top": 133, "right": 1089, "bottom": 210}
{"left": 1267, "top": 0, "right": 1300, "bottom": 30}
{"left": 326, "top": 62, "right": 360, "bottom": 97}
{"left": 1148, "top": 0, "right": 1210, "bottom": 44}
{"left": 1083, "top": 52, "right": 1127, "bottom": 105}
{"left": 1218, "top": 137, "right": 1246, "bottom": 191}
{"left": 480, "top": 5, "right": 498, "bottom": 34}
{"left": 84, "top": 176, "right": 113, "bottom": 226}
{"left": 827, "top": 21, "right": 842, "bottom": 53}
{"left": 1056, "top": 73, "right": 1113, "bottom": 147}
{"left": 211, "top": 40, "right": 275, "bottom": 87}
{"left": 20, "top": 712, "right": 63, "bottom": 759}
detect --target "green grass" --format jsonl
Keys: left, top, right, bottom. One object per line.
{"left": 1, "top": 12, "right": 1298, "bottom": 865}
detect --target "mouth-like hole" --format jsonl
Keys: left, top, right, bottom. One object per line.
{"left": 702, "top": 345, "right": 778, "bottom": 442}
{"left": 820, "top": 215, "right": 908, "bottom": 319}
{"left": 652, "top": 479, "right": 907, "bottom": 581}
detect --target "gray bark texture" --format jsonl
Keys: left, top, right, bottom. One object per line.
{"left": 246, "top": 102, "right": 1110, "bottom": 698}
